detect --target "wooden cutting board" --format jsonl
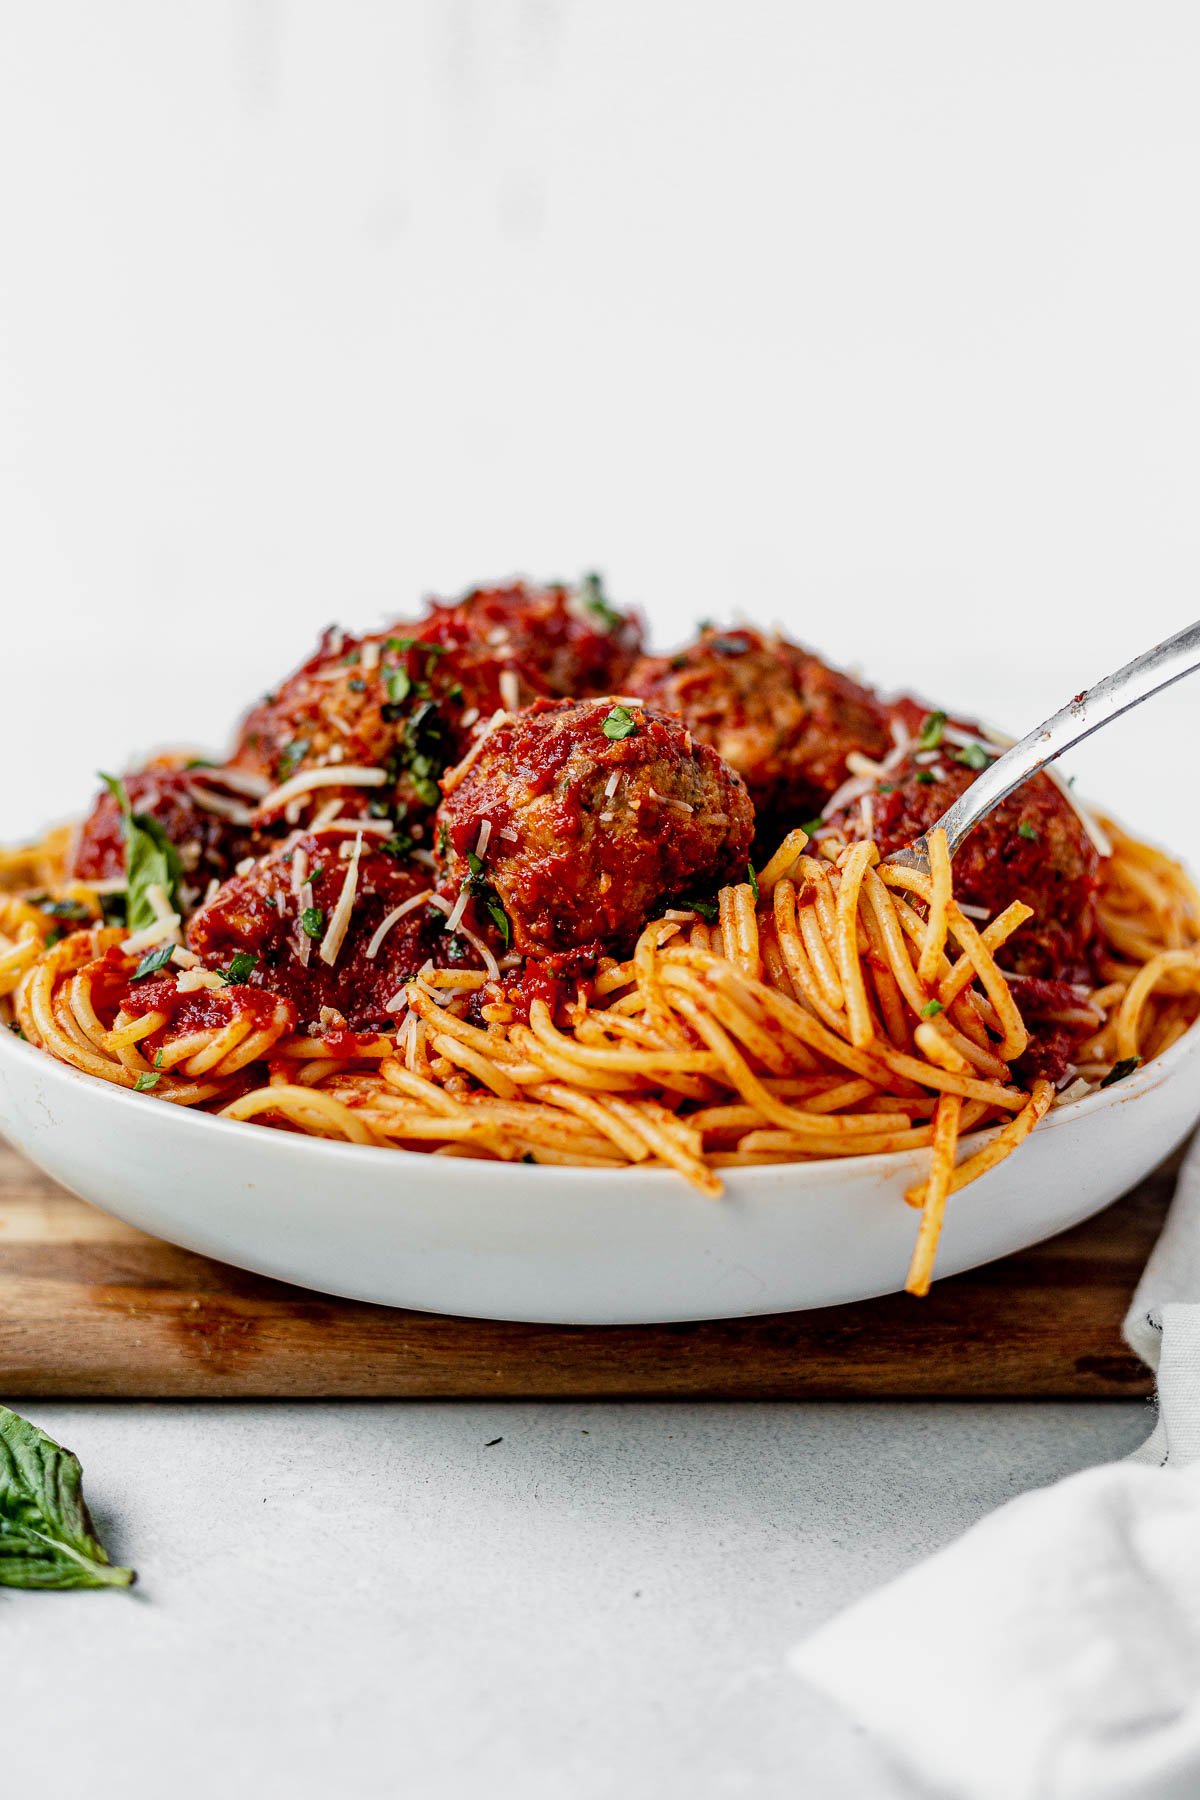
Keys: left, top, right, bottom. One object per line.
{"left": 0, "top": 1139, "right": 1175, "bottom": 1399}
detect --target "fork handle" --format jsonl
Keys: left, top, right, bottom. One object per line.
{"left": 935, "top": 617, "right": 1200, "bottom": 857}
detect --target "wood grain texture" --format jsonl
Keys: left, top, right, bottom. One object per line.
{"left": 0, "top": 1141, "right": 1175, "bottom": 1399}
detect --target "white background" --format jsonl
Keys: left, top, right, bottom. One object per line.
{"left": 2, "top": 3, "right": 1198, "bottom": 847}
{"left": 2, "top": 12, "right": 1197, "bottom": 1795}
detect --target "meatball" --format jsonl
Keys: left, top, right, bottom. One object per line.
{"left": 70, "top": 759, "right": 256, "bottom": 911}
{"left": 824, "top": 737, "right": 1101, "bottom": 981}
{"left": 230, "top": 622, "right": 545, "bottom": 817}
{"left": 426, "top": 576, "right": 644, "bottom": 698}
{"left": 187, "top": 831, "right": 463, "bottom": 1029}
{"left": 627, "top": 627, "right": 890, "bottom": 824}
{"left": 436, "top": 697, "right": 755, "bottom": 957}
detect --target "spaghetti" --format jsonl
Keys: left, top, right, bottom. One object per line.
{"left": 4, "top": 817, "right": 1199, "bottom": 1296}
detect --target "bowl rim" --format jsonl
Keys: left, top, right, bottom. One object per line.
{"left": 3, "top": 1006, "right": 1197, "bottom": 1186}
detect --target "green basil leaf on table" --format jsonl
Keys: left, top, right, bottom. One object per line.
{"left": 0, "top": 1406, "right": 135, "bottom": 1590}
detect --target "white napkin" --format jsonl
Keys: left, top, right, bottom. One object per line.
{"left": 790, "top": 1132, "right": 1200, "bottom": 1800}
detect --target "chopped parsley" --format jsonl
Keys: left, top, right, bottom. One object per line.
{"left": 221, "top": 950, "right": 259, "bottom": 984}
{"left": 381, "top": 833, "right": 414, "bottom": 860}
{"left": 711, "top": 635, "right": 750, "bottom": 657}
{"left": 8, "top": 1022, "right": 26, "bottom": 1039}
{"left": 308, "top": 864, "right": 325, "bottom": 884}
{"left": 746, "top": 862, "right": 759, "bottom": 901}
{"left": 579, "top": 572, "right": 623, "bottom": 635}
{"left": 460, "top": 849, "right": 510, "bottom": 948}
{"left": 300, "top": 908, "right": 325, "bottom": 941}
{"left": 390, "top": 699, "right": 449, "bottom": 806}
{"left": 878, "top": 784, "right": 895, "bottom": 795}
{"left": 917, "top": 711, "right": 946, "bottom": 751}
{"left": 482, "top": 895, "right": 512, "bottom": 949}
{"left": 601, "top": 705, "right": 638, "bottom": 741}
{"left": 954, "top": 743, "right": 991, "bottom": 772}
{"left": 133, "top": 1072, "right": 161, "bottom": 1093}
{"left": 347, "top": 677, "right": 366, "bottom": 694}
{"left": 276, "top": 738, "right": 310, "bottom": 780}
{"left": 28, "top": 896, "right": 93, "bottom": 923}
{"left": 1100, "top": 1056, "right": 1141, "bottom": 1089}
{"left": 1018, "top": 821, "right": 1038, "bottom": 842}
{"left": 915, "top": 770, "right": 936, "bottom": 785}
{"left": 44, "top": 928, "right": 65, "bottom": 949}
{"left": 438, "top": 824, "right": 450, "bottom": 857}
{"left": 800, "top": 817, "right": 824, "bottom": 836}
{"left": 386, "top": 667, "right": 412, "bottom": 707}
{"left": 920, "top": 999, "right": 943, "bottom": 1019}
{"left": 132, "top": 944, "right": 176, "bottom": 980}
{"left": 679, "top": 894, "right": 719, "bottom": 921}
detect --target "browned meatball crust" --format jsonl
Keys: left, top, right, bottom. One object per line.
{"left": 824, "top": 734, "right": 1101, "bottom": 981}
{"left": 436, "top": 697, "right": 755, "bottom": 957}
{"left": 432, "top": 576, "right": 644, "bottom": 698}
{"left": 187, "top": 831, "right": 463, "bottom": 1028}
{"left": 627, "top": 627, "right": 890, "bottom": 823}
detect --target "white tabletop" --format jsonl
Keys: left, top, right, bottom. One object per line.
{"left": 5, "top": 1399, "right": 1147, "bottom": 1798}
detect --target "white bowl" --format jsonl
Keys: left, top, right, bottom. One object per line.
{"left": 1, "top": 1022, "right": 1196, "bottom": 1323}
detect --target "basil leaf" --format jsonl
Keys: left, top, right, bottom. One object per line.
{"left": 465, "top": 849, "right": 485, "bottom": 878}
{"left": 386, "top": 667, "right": 412, "bottom": 707}
{"left": 133, "top": 944, "right": 175, "bottom": 980}
{"left": 133, "top": 1071, "right": 161, "bottom": 1092}
{"left": 99, "top": 773, "right": 183, "bottom": 934}
{"left": 601, "top": 704, "right": 637, "bottom": 741}
{"left": 800, "top": 817, "right": 824, "bottom": 836}
{"left": 920, "top": 999, "right": 943, "bottom": 1018}
{"left": 1018, "top": 821, "right": 1038, "bottom": 842}
{"left": 0, "top": 1406, "right": 135, "bottom": 1589}
{"left": 222, "top": 950, "right": 259, "bottom": 983}
{"left": 300, "top": 907, "right": 325, "bottom": 941}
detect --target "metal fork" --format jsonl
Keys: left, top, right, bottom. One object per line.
{"left": 886, "top": 618, "right": 1200, "bottom": 874}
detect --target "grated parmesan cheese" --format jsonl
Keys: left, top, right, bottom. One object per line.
{"left": 188, "top": 767, "right": 270, "bottom": 799}
{"left": 121, "top": 912, "right": 182, "bottom": 955}
{"left": 365, "top": 890, "right": 434, "bottom": 959}
{"left": 318, "top": 832, "right": 364, "bottom": 966}
{"left": 444, "top": 885, "right": 471, "bottom": 934}
{"left": 499, "top": 668, "right": 521, "bottom": 712}
{"left": 257, "top": 764, "right": 387, "bottom": 816}
{"left": 475, "top": 818, "right": 493, "bottom": 858}
{"left": 176, "top": 968, "right": 225, "bottom": 993}
{"left": 185, "top": 785, "right": 256, "bottom": 826}
{"left": 426, "top": 893, "right": 500, "bottom": 980}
